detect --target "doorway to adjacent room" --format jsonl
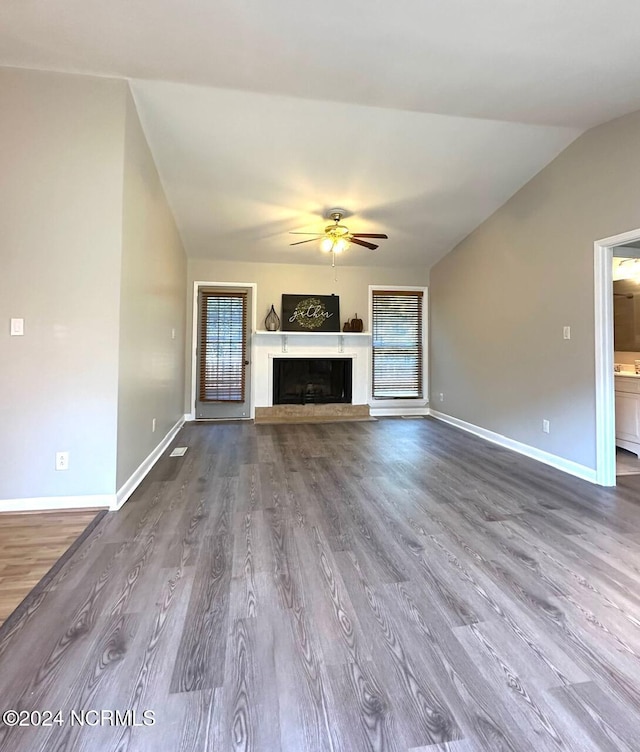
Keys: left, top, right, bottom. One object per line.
{"left": 594, "top": 229, "right": 640, "bottom": 484}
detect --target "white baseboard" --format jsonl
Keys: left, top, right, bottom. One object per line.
{"left": 0, "top": 495, "right": 113, "bottom": 513}
{"left": 184, "top": 412, "right": 195, "bottom": 422}
{"left": 113, "top": 416, "right": 186, "bottom": 510}
{"left": 615, "top": 438, "right": 640, "bottom": 457}
{"left": 0, "top": 416, "right": 187, "bottom": 515}
{"left": 429, "top": 409, "right": 598, "bottom": 484}
{"left": 370, "top": 405, "right": 430, "bottom": 417}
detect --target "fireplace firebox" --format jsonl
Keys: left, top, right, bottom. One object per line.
{"left": 273, "top": 358, "right": 352, "bottom": 405}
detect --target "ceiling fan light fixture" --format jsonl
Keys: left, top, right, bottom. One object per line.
{"left": 333, "top": 237, "right": 349, "bottom": 253}
{"left": 325, "top": 224, "right": 349, "bottom": 237}
{"left": 288, "top": 207, "right": 387, "bottom": 265}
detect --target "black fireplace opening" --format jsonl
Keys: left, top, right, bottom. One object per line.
{"left": 273, "top": 358, "right": 352, "bottom": 405}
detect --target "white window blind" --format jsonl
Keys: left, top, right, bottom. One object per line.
{"left": 199, "top": 290, "right": 247, "bottom": 402}
{"left": 372, "top": 290, "right": 424, "bottom": 399}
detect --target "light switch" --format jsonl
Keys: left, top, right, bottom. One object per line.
{"left": 563, "top": 326, "right": 571, "bottom": 340}
{"left": 10, "top": 318, "right": 24, "bottom": 336}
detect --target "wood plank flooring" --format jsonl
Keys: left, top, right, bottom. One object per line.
{"left": 1, "top": 418, "right": 640, "bottom": 751}
{"left": 0, "top": 510, "right": 102, "bottom": 626}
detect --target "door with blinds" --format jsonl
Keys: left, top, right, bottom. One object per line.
{"left": 196, "top": 287, "right": 252, "bottom": 419}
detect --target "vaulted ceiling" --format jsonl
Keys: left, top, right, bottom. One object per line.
{"left": 3, "top": 0, "right": 640, "bottom": 267}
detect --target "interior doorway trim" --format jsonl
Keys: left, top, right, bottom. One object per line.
{"left": 594, "top": 229, "right": 640, "bottom": 486}
{"left": 189, "top": 281, "right": 258, "bottom": 421}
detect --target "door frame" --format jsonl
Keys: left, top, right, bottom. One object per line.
{"left": 190, "top": 280, "right": 258, "bottom": 420}
{"left": 594, "top": 228, "right": 640, "bottom": 485}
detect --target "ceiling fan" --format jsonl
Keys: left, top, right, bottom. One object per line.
{"left": 289, "top": 209, "right": 388, "bottom": 266}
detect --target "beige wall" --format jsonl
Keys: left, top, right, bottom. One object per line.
{"left": 116, "top": 90, "right": 187, "bottom": 489}
{"left": 430, "top": 108, "right": 640, "bottom": 471}
{"left": 0, "top": 67, "right": 187, "bottom": 504}
{"left": 615, "top": 353, "right": 640, "bottom": 368}
{"left": 0, "top": 68, "right": 126, "bottom": 501}
{"left": 186, "top": 258, "right": 428, "bottom": 412}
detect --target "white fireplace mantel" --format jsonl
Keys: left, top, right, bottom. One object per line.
{"left": 254, "top": 330, "right": 370, "bottom": 354}
{"left": 252, "top": 330, "right": 371, "bottom": 407}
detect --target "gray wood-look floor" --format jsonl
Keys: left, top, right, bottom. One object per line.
{"left": 2, "top": 418, "right": 640, "bottom": 751}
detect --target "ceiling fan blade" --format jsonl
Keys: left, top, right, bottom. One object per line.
{"left": 351, "top": 233, "right": 388, "bottom": 239}
{"left": 290, "top": 238, "right": 321, "bottom": 246}
{"left": 350, "top": 237, "right": 379, "bottom": 250}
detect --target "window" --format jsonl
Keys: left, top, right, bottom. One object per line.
{"left": 371, "top": 289, "right": 424, "bottom": 399}
{"left": 198, "top": 290, "right": 247, "bottom": 402}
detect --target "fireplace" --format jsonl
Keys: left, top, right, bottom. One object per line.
{"left": 273, "top": 358, "right": 353, "bottom": 405}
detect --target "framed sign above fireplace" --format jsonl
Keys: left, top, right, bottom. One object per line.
{"left": 281, "top": 294, "right": 340, "bottom": 332}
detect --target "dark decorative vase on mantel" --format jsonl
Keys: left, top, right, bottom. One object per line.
{"left": 265, "top": 304, "right": 281, "bottom": 331}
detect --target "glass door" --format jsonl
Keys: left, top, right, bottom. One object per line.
{"left": 195, "top": 287, "right": 252, "bottom": 419}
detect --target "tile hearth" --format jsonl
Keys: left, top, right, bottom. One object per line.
{"left": 254, "top": 404, "right": 372, "bottom": 424}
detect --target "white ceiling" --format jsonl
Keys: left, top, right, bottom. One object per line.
{"left": 131, "top": 81, "right": 578, "bottom": 267}
{"left": 3, "top": 0, "right": 640, "bottom": 267}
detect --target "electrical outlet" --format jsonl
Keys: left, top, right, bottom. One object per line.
{"left": 542, "top": 419, "right": 550, "bottom": 434}
{"left": 438, "top": 393, "right": 444, "bottom": 402}
{"left": 152, "top": 418, "right": 156, "bottom": 433}
{"left": 171, "top": 327, "right": 176, "bottom": 340}
{"left": 55, "top": 451, "right": 69, "bottom": 471}
{"left": 563, "top": 326, "right": 571, "bottom": 340}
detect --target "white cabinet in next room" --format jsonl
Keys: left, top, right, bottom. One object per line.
{"left": 615, "top": 375, "right": 640, "bottom": 457}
